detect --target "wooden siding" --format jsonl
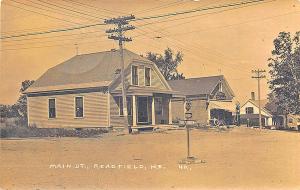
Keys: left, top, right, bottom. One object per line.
{"left": 155, "top": 96, "right": 170, "bottom": 124}
{"left": 150, "top": 66, "right": 166, "bottom": 90}
{"left": 171, "top": 99, "right": 185, "bottom": 122}
{"left": 190, "top": 99, "right": 209, "bottom": 125}
{"left": 171, "top": 98, "right": 208, "bottom": 124}
{"left": 211, "top": 82, "right": 233, "bottom": 100}
{"left": 109, "top": 94, "right": 133, "bottom": 128}
{"left": 28, "top": 91, "right": 108, "bottom": 128}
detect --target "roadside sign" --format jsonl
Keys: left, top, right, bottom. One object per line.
{"left": 185, "top": 112, "right": 192, "bottom": 119}
{"left": 179, "top": 119, "right": 195, "bottom": 126}
{"left": 186, "top": 120, "right": 195, "bottom": 126}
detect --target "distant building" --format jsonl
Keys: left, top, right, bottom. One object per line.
{"left": 286, "top": 114, "right": 300, "bottom": 130}
{"left": 240, "top": 97, "right": 273, "bottom": 127}
{"left": 241, "top": 95, "right": 300, "bottom": 129}
{"left": 24, "top": 49, "right": 176, "bottom": 128}
{"left": 168, "top": 75, "right": 236, "bottom": 126}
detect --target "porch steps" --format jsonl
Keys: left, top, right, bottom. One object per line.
{"left": 132, "top": 125, "right": 154, "bottom": 132}
{"left": 132, "top": 125, "right": 177, "bottom": 132}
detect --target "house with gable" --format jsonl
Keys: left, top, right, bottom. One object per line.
{"left": 24, "top": 49, "right": 176, "bottom": 129}
{"left": 240, "top": 97, "right": 273, "bottom": 127}
{"left": 240, "top": 94, "right": 300, "bottom": 129}
{"left": 168, "top": 75, "right": 237, "bottom": 126}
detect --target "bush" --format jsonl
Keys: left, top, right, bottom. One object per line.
{"left": 0, "top": 125, "right": 108, "bottom": 138}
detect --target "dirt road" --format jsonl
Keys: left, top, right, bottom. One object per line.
{"left": 1, "top": 127, "right": 299, "bottom": 190}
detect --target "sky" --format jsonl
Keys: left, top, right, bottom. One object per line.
{"left": 1, "top": 0, "right": 300, "bottom": 105}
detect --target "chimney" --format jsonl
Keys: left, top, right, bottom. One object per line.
{"left": 251, "top": 92, "right": 255, "bottom": 100}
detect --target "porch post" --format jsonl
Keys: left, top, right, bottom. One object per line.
{"left": 132, "top": 95, "right": 137, "bottom": 127}
{"left": 183, "top": 98, "right": 186, "bottom": 115}
{"left": 152, "top": 96, "right": 155, "bottom": 125}
{"left": 168, "top": 98, "right": 172, "bottom": 125}
{"left": 207, "top": 107, "right": 211, "bottom": 124}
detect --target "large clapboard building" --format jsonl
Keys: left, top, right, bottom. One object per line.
{"left": 24, "top": 49, "right": 176, "bottom": 129}
{"left": 168, "top": 75, "right": 237, "bottom": 126}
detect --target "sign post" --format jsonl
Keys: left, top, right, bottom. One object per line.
{"left": 184, "top": 99, "right": 194, "bottom": 160}
{"left": 179, "top": 99, "right": 203, "bottom": 165}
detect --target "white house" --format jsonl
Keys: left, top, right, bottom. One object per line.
{"left": 240, "top": 99, "right": 273, "bottom": 127}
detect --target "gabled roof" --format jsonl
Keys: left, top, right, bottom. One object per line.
{"left": 168, "top": 75, "right": 235, "bottom": 97}
{"left": 241, "top": 99, "right": 273, "bottom": 116}
{"left": 250, "top": 99, "right": 269, "bottom": 109}
{"left": 26, "top": 49, "right": 152, "bottom": 93}
{"left": 257, "top": 99, "right": 281, "bottom": 115}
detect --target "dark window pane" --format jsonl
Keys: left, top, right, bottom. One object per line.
{"left": 246, "top": 107, "right": 254, "bottom": 114}
{"left": 119, "top": 97, "right": 132, "bottom": 116}
{"left": 127, "top": 97, "right": 132, "bottom": 116}
{"left": 132, "top": 66, "right": 138, "bottom": 85}
{"left": 155, "top": 97, "right": 162, "bottom": 115}
{"left": 48, "top": 99, "right": 56, "bottom": 118}
{"left": 145, "top": 68, "right": 150, "bottom": 86}
{"left": 119, "top": 97, "right": 123, "bottom": 116}
{"left": 75, "top": 97, "right": 83, "bottom": 117}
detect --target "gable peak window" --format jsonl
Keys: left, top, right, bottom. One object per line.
{"left": 219, "top": 82, "right": 223, "bottom": 92}
{"left": 75, "top": 96, "right": 84, "bottom": 118}
{"left": 245, "top": 107, "right": 254, "bottom": 114}
{"left": 145, "top": 67, "right": 151, "bottom": 86}
{"left": 48, "top": 98, "right": 56, "bottom": 118}
{"left": 132, "top": 65, "right": 138, "bottom": 86}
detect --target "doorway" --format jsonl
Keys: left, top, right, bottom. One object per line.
{"left": 137, "top": 97, "right": 149, "bottom": 124}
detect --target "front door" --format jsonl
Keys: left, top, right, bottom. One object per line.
{"left": 138, "top": 97, "right": 148, "bottom": 124}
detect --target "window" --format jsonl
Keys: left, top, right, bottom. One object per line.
{"left": 145, "top": 67, "right": 151, "bottom": 86}
{"left": 155, "top": 97, "right": 163, "bottom": 115}
{"left": 48, "top": 98, "right": 56, "bottom": 118}
{"left": 219, "top": 82, "right": 223, "bottom": 92}
{"left": 119, "top": 97, "right": 132, "bottom": 116}
{"left": 245, "top": 107, "right": 254, "bottom": 114}
{"left": 132, "top": 65, "right": 138, "bottom": 85}
{"left": 75, "top": 97, "right": 84, "bottom": 118}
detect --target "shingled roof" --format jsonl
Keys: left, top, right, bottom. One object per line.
{"left": 26, "top": 49, "right": 151, "bottom": 93}
{"left": 168, "top": 75, "right": 234, "bottom": 96}
{"left": 249, "top": 99, "right": 278, "bottom": 114}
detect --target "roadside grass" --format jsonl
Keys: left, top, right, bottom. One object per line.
{"left": 0, "top": 119, "right": 108, "bottom": 138}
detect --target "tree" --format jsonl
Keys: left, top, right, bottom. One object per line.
{"left": 145, "top": 48, "right": 185, "bottom": 80}
{"left": 13, "top": 80, "right": 35, "bottom": 125}
{"left": 0, "top": 104, "right": 18, "bottom": 119}
{"left": 268, "top": 32, "right": 300, "bottom": 126}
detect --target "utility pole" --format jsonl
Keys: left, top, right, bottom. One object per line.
{"left": 104, "top": 15, "right": 135, "bottom": 134}
{"left": 252, "top": 69, "right": 266, "bottom": 130}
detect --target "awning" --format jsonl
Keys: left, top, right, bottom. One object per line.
{"left": 209, "top": 101, "right": 236, "bottom": 112}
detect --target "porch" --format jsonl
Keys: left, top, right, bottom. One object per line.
{"left": 208, "top": 100, "right": 236, "bottom": 125}
{"left": 113, "top": 93, "right": 173, "bottom": 127}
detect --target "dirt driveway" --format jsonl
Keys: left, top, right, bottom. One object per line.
{"left": 1, "top": 127, "right": 300, "bottom": 190}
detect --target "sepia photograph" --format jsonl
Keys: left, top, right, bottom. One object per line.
{"left": 0, "top": 0, "right": 300, "bottom": 189}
